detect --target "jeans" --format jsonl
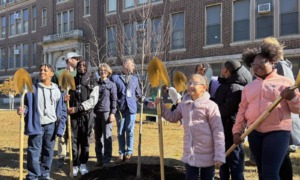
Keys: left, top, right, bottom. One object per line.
{"left": 116, "top": 109, "right": 136, "bottom": 156}
{"left": 94, "top": 112, "right": 112, "bottom": 163}
{"left": 279, "top": 152, "right": 293, "bottom": 180}
{"left": 248, "top": 130, "right": 290, "bottom": 180}
{"left": 185, "top": 163, "right": 215, "bottom": 180}
{"left": 220, "top": 144, "right": 245, "bottom": 180}
{"left": 26, "top": 123, "right": 55, "bottom": 180}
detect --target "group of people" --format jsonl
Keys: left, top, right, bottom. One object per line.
{"left": 155, "top": 37, "right": 300, "bottom": 180}
{"left": 17, "top": 36, "right": 299, "bottom": 180}
{"left": 17, "top": 54, "right": 154, "bottom": 179}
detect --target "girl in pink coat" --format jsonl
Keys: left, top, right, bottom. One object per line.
{"left": 156, "top": 74, "right": 225, "bottom": 180}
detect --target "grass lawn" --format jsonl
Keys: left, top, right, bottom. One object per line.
{"left": 0, "top": 110, "right": 299, "bottom": 179}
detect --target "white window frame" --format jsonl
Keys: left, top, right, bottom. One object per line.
{"left": 0, "top": 47, "right": 5, "bottom": 70}
{"left": 205, "top": 4, "right": 222, "bottom": 46}
{"left": 84, "top": 0, "right": 91, "bottom": 16}
{"left": 232, "top": 0, "right": 250, "bottom": 42}
{"left": 1, "top": 16, "right": 6, "bottom": 38}
{"left": 106, "top": 26, "right": 117, "bottom": 57}
{"left": 32, "top": 6, "right": 36, "bottom": 32}
{"left": 57, "top": 10, "right": 74, "bottom": 33}
{"left": 171, "top": 12, "right": 185, "bottom": 50}
{"left": 42, "top": 8, "right": 47, "bottom": 26}
{"left": 106, "top": 0, "right": 117, "bottom": 14}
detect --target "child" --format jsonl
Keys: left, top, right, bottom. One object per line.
{"left": 156, "top": 74, "right": 225, "bottom": 180}
{"left": 233, "top": 46, "right": 300, "bottom": 180}
{"left": 17, "top": 64, "right": 67, "bottom": 180}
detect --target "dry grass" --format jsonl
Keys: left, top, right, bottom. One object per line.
{"left": 0, "top": 111, "right": 299, "bottom": 180}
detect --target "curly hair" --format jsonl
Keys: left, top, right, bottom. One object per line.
{"left": 260, "top": 37, "right": 285, "bottom": 61}
{"left": 242, "top": 48, "right": 259, "bottom": 68}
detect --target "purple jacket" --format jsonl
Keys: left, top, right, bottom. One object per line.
{"left": 161, "top": 92, "right": 226, "bottom": 167}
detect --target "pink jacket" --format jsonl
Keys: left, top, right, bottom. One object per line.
{"left": 233, "top": 71, "right": 300, "bottom": 135}
{"left": 161, "top": 92, "right": 225, "bottom": 167}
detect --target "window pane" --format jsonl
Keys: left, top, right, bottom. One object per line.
{"left": 32, "top": 6, "right": 36, "bottom": 31}
{"left": 43, "top": 9, "right": 47, "bottom": 26}
{"left": 1, "top": 16, "right": 5, "bottom": 38}
{"left": 15, "top": 45, "right": 21, "bottom": 68}
{"left": 10, "top": 14, "right": 15, "bottom": 36}
{"left": 23, "top": 44, "right": 28, "bottom": 67}
{"left": 85, "top": 0, "right": 90, "bottom": 15}
{"left": 108, "top": 0, "right": 116, "bottom": 12}
{"left": 233, "top": 0, "right": 250, "bottom": 41}
{"left": 107, "top": 26, "right": 117, "bottom": 57}
{"left": 256, "top": 16, "right": 273, "bottom": 38}
{"left": 206, "top": 5, "right": 221, "bottom": 45}
{"left": 23, "top": 9, "right": 28, "bottom": 33}
{"left": 172, "top": 13, "right": 184, "bottom": 49}
{"left": 151, "top": 17, "right": 161, "bottom": 52}
{"left": 0, "top": 48, "right": 5, "bottom": 70}
{"left": 124, "top": 23, "right": 134, "bottom": 55}
{"left": 124, "top": 0, "right": 134, "bottom": 9}
{"left": 9, "top": 46, "right": 13, "bottom": 68}
{"left": 280, "top": 0, "right": 298, "bottom": 36}
{"left": 139, "top": 0, "right": 147, "bottom": 5}
{"left": 63, "top": 11, "right": 68, "bottom": 32}
{"left": 70, "top": 10, "right": 74, "bottom": 30}
{"left": 57, "top": 13, "right": 62, "bottom": 33}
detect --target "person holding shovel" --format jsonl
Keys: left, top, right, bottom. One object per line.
{"left": 52, "top": 52, "right": 81, "bottom": 169}
{"left": 233, "top": 46, "right": 300, "bottom": 180}
{"left": 66, "top": 60, "right": 99, "bottom": 176}
{"left": 156, "top": 74, "right": 225, "bottom": 180}
{"left": 17, "top": 64, "right": 67, "bottom": 180}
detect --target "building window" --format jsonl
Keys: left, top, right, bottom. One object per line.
{"left": 206, "top": 5, "right": 221, "bottom": 45}
{"left": 8, "top": 46, "right": 13, "bottom": 69}
{"left": 23, "top": 44, "right": 28, "bottom": 67}
{"left": 107, "top": 0, "right": 116, "bottom": 13}
{"left": 1, "top": 16, "right": 5, "bottom": 38}
{"left": 32, "top": 42, "right": 36, "bottom": 66}
{"left": 233, "top": 0, "right": 250, "bottom": 42}
{"left": 138, "top": 0, "right": 147, "bottom": 5}
{"left": 107, "top": 26, "right": 117, "bottom": 57}
{"left": 42, "top": 9, "right": 47, "bottom": 26}
{"left": 15, "top": 44, "right": 21, "bottom": 68}
{"left": 56, "top": 0, "right": 67, "bottom": 3}
{"left": 57, "top": 10, "right": 74, "bottom": 33}
{"left": 280, "top": 0, "right": 298, "bottom": 36}
{"left": 136, "top": 21, "right": 147, "bottom": 54}
{"left": 32, "top": 6, "right": 36, "bottom": 31}
{"left": 84, "top": 0, "right": 90, "bottom": 15}
{"left": 16, "top": 11, "right": 21, "bottom": 34}
{"left": 0, "top": 47, "right": 5, "bottom": 70}
{"left": 124, "top": 22, "right": 135, "bottom": 55}
{"left": 256, "top": 0, "right": 273, "bottom": 39}
{"left": 9, "top": 14, "right": 15, "bottom": 36}
{"left": 151, "top": 17, "right": 162, "bottom": 52}
{"left": 171, "top": 12, "right": 184, "bottom": 50}
{"left": 124, "top": 0, "right": 134, "bottom": 9}
{"left": 84, "top": 44, "right": 90, "bottom": 61}
{"left": 23, "top": 9, "right": 28, "bottom": 33}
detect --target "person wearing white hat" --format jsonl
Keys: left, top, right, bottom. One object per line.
{"left": 52, "top": 52, "right": 82, "bottom": 169}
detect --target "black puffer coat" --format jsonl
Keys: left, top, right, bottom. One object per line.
{"left": 214, "top": 65, "right": 252, "bottom": 150}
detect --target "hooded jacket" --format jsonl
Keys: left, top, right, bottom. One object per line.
{"left": 161, "top": 92, "right": 225, "bottom": 167}
{"left": 214, "top": 65, "right": 252, "bottom": 149}
{"left": 24, "top": 82, "right": 67, "bottom": 136}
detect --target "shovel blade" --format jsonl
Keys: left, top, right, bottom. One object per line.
{"left": 173, "top": 71, "right": 187, "bottom": 92}
{"left": 13, "top": 68, "right": 34, "bottom": 94}
{"left": 147, "top": 57, "right": 170, "bottom": 88}
{"left": 59, "top": 70, "right": 76, "bottom": 91}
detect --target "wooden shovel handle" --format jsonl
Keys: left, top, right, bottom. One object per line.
{"left": 19, "top": 90, "right": 27, "bottom": 180}
{"left": 157, "top": 87, "right": 165, "bottom": 180}
{"left": 66, "top": 88, "right": 73, "bottom": 177}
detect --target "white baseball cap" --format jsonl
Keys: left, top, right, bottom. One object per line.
{"left": 67, "top": 52, "right": 82, "bottom": 59}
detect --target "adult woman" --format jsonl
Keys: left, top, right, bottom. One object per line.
{"left": 232, "top": 47, "right": 300, "bottom": 179}
{"left": 94, "top": 63, "right": 117, "bottom": 167}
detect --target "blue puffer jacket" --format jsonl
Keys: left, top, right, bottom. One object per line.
{"left": 23, "top": 83, "right": 67, "bottom": 136}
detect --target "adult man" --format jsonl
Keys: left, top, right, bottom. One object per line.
{"left": 52, "top": 52, "right": 81, "bottom": 168}
{"left": 111, "top": 57, "right": 153, "bottom": 162}
{"left": 213, "top": 60, "right": 252, "bottom": 180}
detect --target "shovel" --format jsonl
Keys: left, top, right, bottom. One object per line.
{"left": 59, "top": 70, "right": 76, "bottom": 177}
{"left": 173, "top": 71, "right": 187, "bottom": 93}
{"left": 147, "top": 57, "right": 170, "bottom": 180}
{"left": 13, "top": 68, "right": 34, "bottom": 180}
{"left": 226, "top": 70, "right": 300, "bottom": 157}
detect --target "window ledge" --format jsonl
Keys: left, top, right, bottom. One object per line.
{"left": 230, "top": 40, "right": 252, "bottom": 46}
{"left": 106, "top": 11, "right": 116, "bottom": 16}
{"left": 203, "top": 44, "right": 224, "bottom": 49}
{"left": 278, "top": 34, "right": 300, "bottom": 40}
{"left": 8, "top": 33, "right": 28, "bottom": 38}
{"left": 169, "top": 48, "right": 186, "bottom": 53}
{"left": 83, "top": 14, "right": 91, "bottom": 18}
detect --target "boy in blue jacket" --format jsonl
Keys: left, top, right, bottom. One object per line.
{"left": 18, "top": 64, "right": 67, "bottom": 180}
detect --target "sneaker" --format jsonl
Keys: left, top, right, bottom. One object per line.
{"left": 73, "top": 166, "right": 79, "bottom": 177}
{"left": 56, "top": 157, "right": 65, "bottom": 169}
{"left": 79, "top": 164, "right": 89, "bottom": 175}
{"left": 116, "top": 155, "right": 124, "bottom": 163}
{"left": 125, "top": 154, "right": 131, "bottom": 163}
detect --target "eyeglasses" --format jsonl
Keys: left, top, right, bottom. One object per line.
{"left": 251, "top": 59, "right": 268, "bottom": 68}
{"left": 186, "top": 82, "right": 204, "bottom": 87}
{"left": 72, "top": 57, "right": 79, "bottom": 61}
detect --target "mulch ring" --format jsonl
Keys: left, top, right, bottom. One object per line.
{"left": 80, "top": 163, "right": 185, "bottom": 180}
